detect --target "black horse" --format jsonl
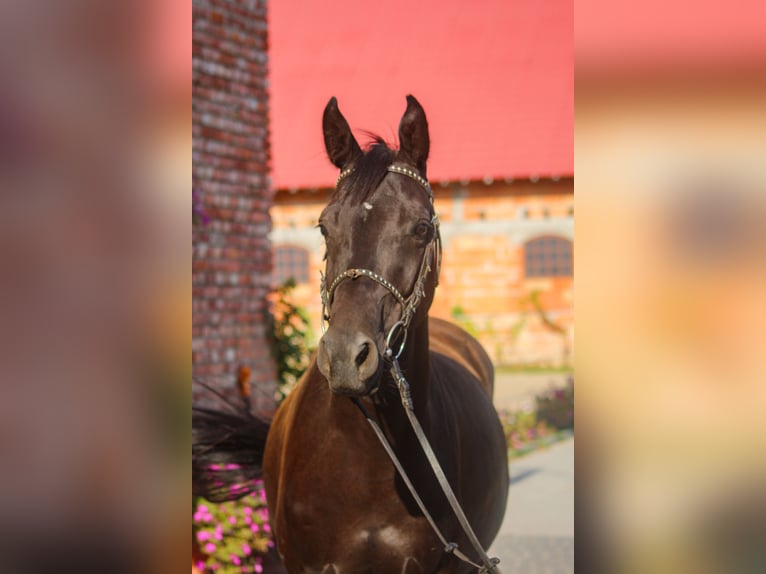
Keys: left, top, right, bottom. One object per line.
{"left": 194, "top": 96, "right": 508, "bottom": 573}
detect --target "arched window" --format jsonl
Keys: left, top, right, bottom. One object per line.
{"left": 524, "top": 236, "right": 572, "bottom": 278}
{"left": 274, "top": 245, "right": 309, "bottom": 285}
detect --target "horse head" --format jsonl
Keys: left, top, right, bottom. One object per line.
{"left": 316, "top": 95, "right": 441, "bottom": 397}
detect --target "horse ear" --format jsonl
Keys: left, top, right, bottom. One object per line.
{"left": 322, "top": 97, "right": 362, "bottom": 169}
{"left": 398, "top": 95, "right": 430, "bottom": 174}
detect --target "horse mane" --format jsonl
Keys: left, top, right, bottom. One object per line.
{"left": 334, "top": 135, "right": 395, "bottom": 205}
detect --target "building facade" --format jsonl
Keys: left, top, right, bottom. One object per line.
{"left": 271, "top": 176, "right": 573, "bottom": 367}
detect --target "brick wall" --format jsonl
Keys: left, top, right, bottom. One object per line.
{"left": 192, "top": 0, "right": 276, "bottom": 410}
{"left": 270, "top": 178, "right": 574, "bottom": 367}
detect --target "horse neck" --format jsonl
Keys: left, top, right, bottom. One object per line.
{"left": 376, "top": 316, "right": 431, "bottom": 436}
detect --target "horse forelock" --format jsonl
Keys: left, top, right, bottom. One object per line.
{"left": 333, "top": 136, "right": 394, "bottom": 205}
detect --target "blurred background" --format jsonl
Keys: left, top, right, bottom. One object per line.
{"left": 0, "top": 0, "right": 189, "bottom": 572}
{"left": 1, "top": 0, "right": 763, "bottom": 572}
{"left": 576, "top": 1, "right": 766, "bottom": 572}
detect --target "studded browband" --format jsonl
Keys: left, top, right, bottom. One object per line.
{"left": 336, "top": 164, "right": 434, "bottom": 203}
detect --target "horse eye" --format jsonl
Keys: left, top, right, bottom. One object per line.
{"left": 317, "top": 223, "right": 328, "bottom": 238}
{"left": 414, "top": 221, "right": 431, "bottom": 238}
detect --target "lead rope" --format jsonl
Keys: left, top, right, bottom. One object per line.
{"left": 351, "top": 360, "right": 501, "bottom": 574}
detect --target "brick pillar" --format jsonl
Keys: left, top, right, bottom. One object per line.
{"left": 192, "top": 0, "right": 277, "bottom": 412}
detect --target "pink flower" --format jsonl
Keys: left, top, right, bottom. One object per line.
{"left": 241, "top": 543, "right": 251, "bottom": 555}
{"left": 263, "top": 523, "right": 271, "bottom": 533}
{"left": 228, "top": 516, "right": 237, "bottom": 525}
{"left": 214, "top": 530, "right": 223, "bottom": 541}
{"left": 243, "top": 507, "right": 253, "bottom": 515}
{"left": 204, "top": 542, "right": 216, "bottom": 554}
{"left": 225, "top": 463, "right": 241, "bottom": 470}
{"left": 250, "top": 523, "right": 260, "bottom": 533}
{"left": 196, "top": 530, "right": 211, "bottom": 542}
{"left": 255, "top": 564, "right": 263, "bottom": 573}
{"left": 197, "top": 505, "right": 209, "bottom": 514}
{"left": 231, "top": 555, "right": 241, "bottom": 566}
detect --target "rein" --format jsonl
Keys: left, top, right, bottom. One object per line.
{"left": 352, "top": 365, "right": 501, "bottom": 574}
{"left": 322, "top": 164, "right": 500, "bottom": 573}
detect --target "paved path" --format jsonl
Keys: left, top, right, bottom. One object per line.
{"left": 489, "top": 438, "right": 574, "bottom": 574}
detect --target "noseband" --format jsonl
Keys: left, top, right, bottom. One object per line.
{"left": 319, "top": 164, "right": 442, "bottom": 359}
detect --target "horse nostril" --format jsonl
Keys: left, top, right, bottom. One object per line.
{"left": 355, "top": 342, "right": 370, "bottom": 368}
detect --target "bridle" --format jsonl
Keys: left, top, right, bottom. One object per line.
{"left": 319, "top": 163, "right": 442, "bottom": 359}
{"left": 319, "top": 162, "right": 501, "bottom": 573}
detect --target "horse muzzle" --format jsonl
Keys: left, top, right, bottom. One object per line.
{"left": 317, "top": 328, "right": 382, "bottom": 396}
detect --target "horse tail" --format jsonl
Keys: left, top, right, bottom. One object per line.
{"left": 192, "top": 381, "right": 271, "bottom": 503}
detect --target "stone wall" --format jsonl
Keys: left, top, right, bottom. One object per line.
{"left": 192, "top": 0, "right": 276, "bottom": 409}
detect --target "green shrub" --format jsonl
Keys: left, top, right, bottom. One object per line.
{"left": 450, "top": 304, "right": 479, "bottom": 338}
{"left": 496, "top": 378, "right": 574, "bottom": 457}
{"left": 497, "top": 407, "right": 556, "bottom": 458}
{"left": 268, "top": 279, "right": 313, "bottom": 404}
{"left": 535, "top": 378, "right": 574, "bottom": 430}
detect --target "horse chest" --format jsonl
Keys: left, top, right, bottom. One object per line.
{"left": 281, "top": 511, "right": 443, "bottom": 573}
{"left": 275, "top": 451, "right": 444, "bottom": 572}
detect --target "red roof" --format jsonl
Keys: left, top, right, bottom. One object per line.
{"left": 267, "top": 0, "right": 573, "bottom": 190}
